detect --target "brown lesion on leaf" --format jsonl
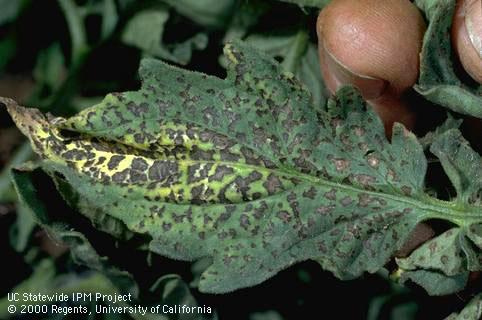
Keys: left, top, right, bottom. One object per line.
{"left": 340, "top": 196, "right": 354, "bottom": 207}
{"left": 354, "top": 174, "right": 376, "bottom": 187}
{"left": 324, "top": 188, "right": 337, "bottom": 201}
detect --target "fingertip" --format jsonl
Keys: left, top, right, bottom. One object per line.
{"left": 452, "top": 0, "right": 482, "bottom": 83}
{"left": 319, "top": 40, "right": 388, "bottom": 99}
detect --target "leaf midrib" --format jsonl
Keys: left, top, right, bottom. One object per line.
{"left": 205, "top": 158, "right": 481, "bottom": 224}
{"left": 50, "top": 123, "right": 482, "bottom": 225}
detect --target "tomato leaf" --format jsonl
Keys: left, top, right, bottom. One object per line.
{"left": 396, "top": 130, "right": 482, "bottom": 295}
{"left": 244, "top": 30, "right": 328, "bottom": 109}
{"left": 122, "top": 7, "right": 208, "bottom": 66}
{"left": 445, "top": 294, "right": 482, "bottom": 320}
{"left": 2, "top": 41, "right": 481, "bottom": 294}
{"left": 414, "top": 0, "right": 482, "bottom": 118}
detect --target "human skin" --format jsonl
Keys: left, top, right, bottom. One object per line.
{"left": 452, "top": 0, "right": 482, "bottom": 84}
{"left": 316, "top": 0, "right": 426, "bottom": 136}
{"left": 316, "top": 0, "right": 482, "bottom": 264}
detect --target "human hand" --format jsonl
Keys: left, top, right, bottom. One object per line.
{"left": 317, "top": 0, "right": 481, "bottom": 136}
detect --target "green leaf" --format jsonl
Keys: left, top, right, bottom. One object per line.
{"left": 399, "top": 269, "right": 468, "bottom": 296}
{"left": 150, "top": 275, "right": 218, "bottom": 320}
{"left": 8, "top": 165, "right": 214, "bottom": 320}
{"left": 222, "top": 1, "right": 270, "bottom": 42}
{"left": 244, "top": 30, "right": 328, "bottom": 109}
{"left": 160, "top": 0, "right": 237, "bottom": 28}
{"left": 414, "top": 0, "right": 482, "bottom": 118}
{"left": 32, "top": 43, "right": 67, "bottom": 103}
{"left": 419, "top": 114, "right": 462, "bottom": 150}
{"left": 122, "top": 8, "right": 208, "bottom": 66}
{"left": 395, "top": 130, "right": 482, "bottom": 295}
{"left": 0, "top": 0, "right": 27, "bottom": 25}
{"left": 9, "top": 202, "right": 37, "bottom": 252}
{"left": 397, "top": 229, "right": 478, "bottom": 276}
{"left": 396, "top": 228, "right": 477, "bottom": 295}
{"left": 445, "top": 294, "right": 482, "bottom": 320}
{"left": 0, "top": 142, "right": 32, "bottom": 203}
{"left": 3, "top": 41, "right": 481, "bottom": 294}
{"left": 430, "top": 130, "right": 481, "bottom": 206}
{"left": 0, "top": 259, "right": 129, "bottom": 319}
{"left": 0, "top": 258, "right": 206, "bottom": 320}
{"left": 10, "top": 165, "right": 138, "bottom": 295}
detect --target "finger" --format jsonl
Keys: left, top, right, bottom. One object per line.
{"left": 317, "top": 0, "right": 426, "bottom": 135}
{"left": 452, "top": 0, "right": 482, "bottom": 84}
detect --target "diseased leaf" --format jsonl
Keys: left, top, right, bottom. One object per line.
{"left": 122, "top": 8, "right": 208, "bottom": 66}
{"left": 10, "top": 165, "right": 138, "bottom": 295}
{"left": 419, "top": 114, "right": 462, "bottom": 150}
{"left": 445, "top": 294, "right": 482, "bottom": 320}
{"left": 397, "top": 229, "right": 477, "bottom": 276}
{"left": 244, "top": 30, "right": 328, "bottom": 108}
{"left": 430, "top": 130, "right": 482, "bottom": 206}
{"left": 396, "top": 228, "right": 477, "bottom": 295}
{"left": 399, "top": 269, "right": 468, "bottom": 296}
{"left": 396, "top": 130, "right": 482, "bottom": 295}
{"left": 9, "top": 164, "right": 215, "bottom": 320}
{"left": 2, "top": 41, "right": 481, "bottom": 294}
{"left": 414, "top": 0, "right": 482, "bottom": 118}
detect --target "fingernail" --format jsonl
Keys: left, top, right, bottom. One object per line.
{"left": 319, "top": 40, "right": 388, "bottom": 100}
{"left": 464, "top": 0, "right": 482, "bottom": 59}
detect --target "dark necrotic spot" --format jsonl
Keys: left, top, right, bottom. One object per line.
{"left": 277, "top": 211, "right": 291, "bottom": 223}
{"left": 130, "top": 170, "right": 147, "bottom": 183}
{"left": 62, "top": 149, "right": 88, "bottom": 161}
{"left": 240, "top": 214, "right": 250, "bottom": 230}
{"left": 107, "top": 155, "right": 125, "bottom": 170}
{"left": 190, "top": 145, "right": 214, "bottom": 161}
{"left": 148, "top": 160, "right": 178, "bottom": 181}
{"left": 127, "top": 101, "right": 149, "bottom": 116}
{"left": 112, "top": 168, "right": 129, "bottom": 183}
{"left": 263, "top": 174, "right": 283, "bottom": 195}
{"left": 302, "top": 186, "right": 317, "bottom": 199}
{"left": 324, "top": 189, "right": 337, "bottom": 201}
{"left": 162, "top": 222, "right": 172, "bottom": 231}
{"left": 187, "top": 163, "right": 212, "bottom": 184}
{"left": 208, "top": 165, "right": 234, "bottom": 182}
{"left": 131, "top": 157, "right": 148, "bottom": 171}
{"left": 251, "top": 192, "right": 262, "bottom": 200}
{"left": 341, "top": 196, "right": 353, "bottom": 207}
{"left": 247, "top": 171, "right": 263, "bottom": 182}
{"left": 134, "top": 133, "right": 145, "bottom": 144}
{"left": 233, "top": 176, "right": 250, "bottom": 201}
{"left": 401, "top": 186, "right": 412, "bottom": 196}
{"left": 191, "top": 185, "right": 204, "bottom": 203}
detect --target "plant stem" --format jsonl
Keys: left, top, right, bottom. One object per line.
{"left": 57, "top": 0, "right": 89, "bottom": 64}
{"left": 0, "top": 142, "right": 33, "bottom": 203}
{"left": 282, "top": 30, "right": 309, "bottom": 74}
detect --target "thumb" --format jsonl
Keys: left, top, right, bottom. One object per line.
{"left": 317, "top": 0, "right": 426, "bottom": 136}
{"left": 452, "top": 0, "right": 482, "bottom": 84}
